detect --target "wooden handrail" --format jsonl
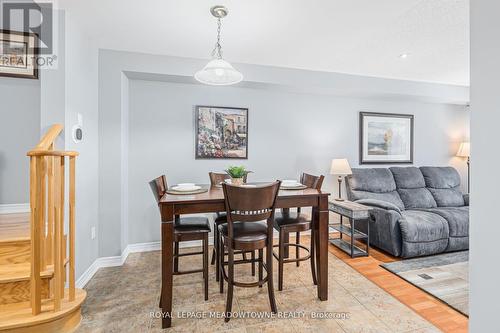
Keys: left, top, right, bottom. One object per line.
{"left": 28, "top": 124, "right": 77, "bottom": 315}
{"left": 30, "top": 124, "right": 63, "bottom": 152}
{"left": 27, "top": 150, "right": 79, "bottom": 157}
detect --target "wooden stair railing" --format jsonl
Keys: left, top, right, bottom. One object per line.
{"left": 26, "top": 124, "right": 78, "bottom": 315}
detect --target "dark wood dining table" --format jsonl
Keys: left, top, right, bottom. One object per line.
{"left": 157, "top": 184, "right": 330, "bottom": 328}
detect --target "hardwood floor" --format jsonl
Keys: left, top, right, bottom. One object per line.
{"left": 328, "top": 232, "right": 469, "bottom": 333}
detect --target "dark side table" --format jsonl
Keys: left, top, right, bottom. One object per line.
{"left": 328, "top": 200, "right": 371, "bottom": 258}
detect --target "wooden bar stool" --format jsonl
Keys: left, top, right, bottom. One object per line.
{"left": 273, "top": 173, "right": 324, "bottom": 291}
{"left": 208, "top": 172, "right": 254, "bottom": 281}
{"left": 218, "top": 181, "right": 281, "bottom": 321}
{"left": 149, "top": 175, "right": 211, "bottom": 301}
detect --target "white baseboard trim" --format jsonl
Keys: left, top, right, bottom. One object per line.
{"left": 75, "top": 230, "right": 308, "bottom": 289}
{"left": 0, "top": 203, "right": 30, "bottom": 214}
{"left": 76, "top": 241, "right": 173, "bottom": 288}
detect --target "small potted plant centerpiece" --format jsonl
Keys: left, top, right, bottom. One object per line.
{"left": 225, "top": 166, "right": 249, "bottom": 186}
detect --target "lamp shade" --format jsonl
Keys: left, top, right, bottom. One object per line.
{"left": 194, "top": 58, "right": 243, "bottom": 86}
{"left": 456, "top": 142, "right": 470, "bottom": 157}
{"left": 330, "top": 159, "right": 352, "bottom": 175}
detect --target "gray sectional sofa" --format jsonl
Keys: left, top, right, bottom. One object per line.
{"left": 345, "top": 166, "right": 469, "bottom": 258}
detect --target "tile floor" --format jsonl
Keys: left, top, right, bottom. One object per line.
{"left": 76, "top": 246, "right": 440, "bottom": 333}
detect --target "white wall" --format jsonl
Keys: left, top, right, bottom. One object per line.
{"left": 126, "top": 79, "right": 469, "bottom": 245}
{"left": 470, "top": 1, "right": 500, "bottom": 332}
{"left": 0, "top": 78, "right": 40, "bottom": 204}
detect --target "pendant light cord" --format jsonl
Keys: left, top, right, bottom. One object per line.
{"left": 211, "top": 18, "right": 223, "bottom": 59}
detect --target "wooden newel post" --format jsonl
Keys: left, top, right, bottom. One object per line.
{"left": 53, "top": 156, "right": 62, "bottom": 311}
{"left": 30, "top": 156, "right": 42, "bottom": 315}
{"left": 69, "top": 156, "right": 76, "bottom": 301}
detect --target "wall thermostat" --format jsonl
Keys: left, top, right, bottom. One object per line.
{"left": 72, "top": 113, "right": 83, "bottom": 143}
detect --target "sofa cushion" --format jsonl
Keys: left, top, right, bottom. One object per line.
{"left": 399, "top": 210, "right": 449, "bottom": 243}
{"left": 349, "top": 168, "right": 397, "bottom": 192}
{"left": 420, "top": 166, "right": 461, "bottom": 189}
{"left": 424, "top": 206, "right": 469, "bottom": 237}
{"left": 347, "top": 168, "right": 405, "bottom": 210}
{"left": 420, "top": 167, "right": 465, "bottom": 207}
{"left": 397, "top": 188, "right": 437, "bottom": 209}
{"left": 389, "top": 167, "right": 437, "bottom": 209}
{"left": 427, "top": 188, "right": 465, "bottom": 207}
{"left": 349, "top": 190, "right": 405, "bottom": 211}
{"left": 390, "top": 167, "right": 426, "bottom": 189}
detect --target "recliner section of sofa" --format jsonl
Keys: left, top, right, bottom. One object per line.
{"left": 418, "top": 167, "right": 469, "bottom": 251}
{"left": 346, "top": 166, "right": 469, "bottom": 258}
{"left": 399, "top": 210, "right": 449, "bottom": 257}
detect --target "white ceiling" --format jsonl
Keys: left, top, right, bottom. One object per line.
{"left": 62, "top": 0, "right": 469, "bottom": 86}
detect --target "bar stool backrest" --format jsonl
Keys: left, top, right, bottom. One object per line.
{"left": 149, "top": 175, "right": 168, "bottom": 204}
{"left": 209, "top": 172, "right": 231, "bottom": 186}
{"left": 222, "top": 181, "right": 281, "bottom": 229}
{"left": 301, "top": 173, "right": 324, "bottom": 190}
{"left": 209, "top": 171, "right": 249, "bottom": 186}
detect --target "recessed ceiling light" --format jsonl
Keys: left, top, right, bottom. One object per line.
{"left": 399, "top": 53, "right": 409, "bottom": 59}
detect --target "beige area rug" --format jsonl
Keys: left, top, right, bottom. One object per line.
{"left": 381, "top": 251, "right": 469, "bottom": 316}
{"left": 77, "top": 247, "right": 439, "bottom": 332}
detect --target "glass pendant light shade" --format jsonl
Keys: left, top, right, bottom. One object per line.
{"left": 194, "top": 58, "right": 243, "bottom": 86}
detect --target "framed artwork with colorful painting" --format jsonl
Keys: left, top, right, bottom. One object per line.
{"left": 195, "top": 106, "right": 248, "bottom": 159}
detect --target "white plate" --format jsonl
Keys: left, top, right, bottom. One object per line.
{"left": 281, "top": 182, "right": 303, "bottom": 188}
{"left": 177, "top": 183, "right": 195, "bottom": 187}
{"left": 172, "top": 185, "right": 201, "bottom": 192}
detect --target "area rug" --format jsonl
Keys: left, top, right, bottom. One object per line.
{"left": 381, "top": 251, "right": 469, "bottom": 316}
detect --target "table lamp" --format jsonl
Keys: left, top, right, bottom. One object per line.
{"left": 456, "top": 142, "right": 470, "bottom": 193}
{"left": 330, "top": 159, "right": 352, "bottom": 201}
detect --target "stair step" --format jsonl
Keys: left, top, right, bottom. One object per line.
{"left": 0, "top": 213, "right": 31, "bottom": 265}
{"left": 0, "top": 213, "right": 30, "bottom": 242}
{"left": 0, "top": 239, "right": 30, "bottom": 265}
{"left": 0, "top": 263, "right": 52, "bottom": 305}
{"left": 0, "top": 263, "right": 53, "bottom": 283}
{"left": 0, "top": 288, "right": 86, "bottom": 332}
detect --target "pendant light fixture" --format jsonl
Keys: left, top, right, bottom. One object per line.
{"left": 194, "top": 5, "right": 243, "bottom": 86}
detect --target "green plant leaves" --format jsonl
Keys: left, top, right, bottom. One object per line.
{"left": 225, "top": 165, "right": 247, "bottom": 178}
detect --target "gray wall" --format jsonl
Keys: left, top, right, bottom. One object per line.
{"left": 470, "top": 1, "right": 500, "bottom": 331}
{"left": 63, "top": 13, "right": 100, "bottom": 280}
{"left": 127, "top": 79, "right": 469, "bottom": 245}
{"left": 0, "top": 78, "right": 40, "bottom": 204}
{"left": 98, "top": 49, "right": 469, "bottom": 258}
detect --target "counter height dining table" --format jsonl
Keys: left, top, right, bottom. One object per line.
{"left": 157, "top": 183, "right": 330, "bottom": 328}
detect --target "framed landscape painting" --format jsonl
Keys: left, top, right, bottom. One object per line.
{"left": 195, "top": 106, "right": 248, "bottom": 159}
{"left": 0, "top": 30, "right": 38, "bottom": 79}
{"left": 359, "top": 112, "right": 414, "bottom": 164}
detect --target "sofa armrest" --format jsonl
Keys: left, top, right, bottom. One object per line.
{"left": 463, "top": 193, "right": 469, "bottom": 206}
{"left": 365, "top": 207, "right": 404, "bottom": 257}
{"left": 356, "top": 199, "right": 403, "bottom": 214}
